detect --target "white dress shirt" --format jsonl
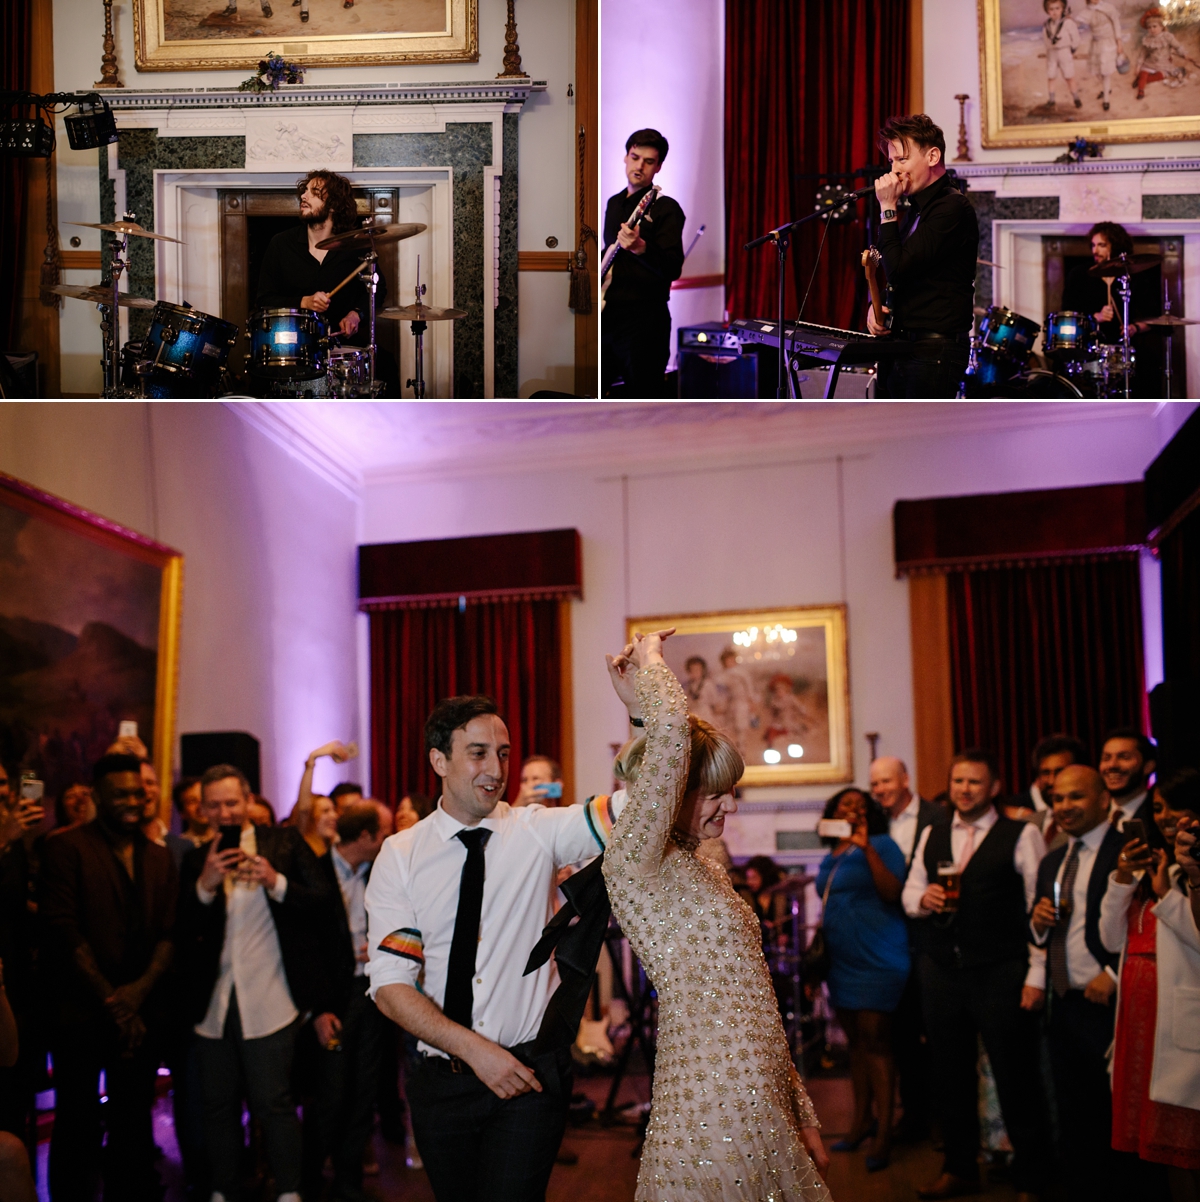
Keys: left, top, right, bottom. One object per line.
{"left": 902, "top": 807, "right": 1047, "bottom": 988}
{"left": 332, "top": 846, "right": 370, "bottom": 978}
{"left": 888, "top": 793, "right": 920, "bottom": 864}
{"left": 195, "top": 824, "right": 297, "bottom": 1041}
{"left": 1031, "top": 820, "right": 1116, "bottom": 989}
{"left": 1111, "top": 789, "right": 1148, "bottom": 829}
{"left": 366, "top": 792, "right": 626, "bottom": 1056}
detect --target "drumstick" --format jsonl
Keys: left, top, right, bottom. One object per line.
{"left": 325, "top": 259, "right": 367, "bottom": 301}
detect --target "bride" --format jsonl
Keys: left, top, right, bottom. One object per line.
{"left": 603, "top": 630, "right": 831, "bottom": 1201}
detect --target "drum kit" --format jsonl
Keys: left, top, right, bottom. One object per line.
{"left": 962, "top": 252, "right": 1194, "bottom": 399}
{"left": 52, "top": 211, "right": 467, "bottom": 399}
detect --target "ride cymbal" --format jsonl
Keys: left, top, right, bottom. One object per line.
{"left": 65, "top": 220, "right": 183, "bottom": 244}
{"left": 378, "top": 303, "right": 468, "bottom": 322}
{"left": 1087, "top": 253, "right": 1161, "bottom": 278}
{"left": 315, "top": 222, "right": 427, "bottom": 250}
{"left": 49, "top": 283, "right": 156, "bottom": 308}
{"left": 1142, "top": 314, "right": 1200, "bottom": 327}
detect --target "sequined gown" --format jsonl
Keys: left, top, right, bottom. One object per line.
{"left": 604, "top": 663, "right": 831, "bottom": 1202}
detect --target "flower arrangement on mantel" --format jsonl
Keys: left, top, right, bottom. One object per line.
{"left": 238, "top": 53, "right": 305, "bottom": 92}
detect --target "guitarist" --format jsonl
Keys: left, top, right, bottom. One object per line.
{"left": 601, "top": 129, "right": 685, "bottom": 398}
{"left": 867, "top": 114, "right": 979, "bottom": 398}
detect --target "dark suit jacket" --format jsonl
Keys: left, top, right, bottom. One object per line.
{"left": 910, "top": 798, "right": 947, "bottom": 867}
{"left": 39, "top": 821, "right": 178, "bottom": 1025}
{"left": 176, "top": 824, "right": 332, "bottom": 1025}
{"left": 1032, "top": 822, "right": 1125, "bottom": 980}
{"left": 310, "top": 848, "right": 366, "bottom": 1019}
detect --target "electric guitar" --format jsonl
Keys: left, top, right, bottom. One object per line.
{"left": 600, "top": 184, "right": 661, "bottom": 311}
{"left": 861, "top": 246, "right": 892, "bottom": 332}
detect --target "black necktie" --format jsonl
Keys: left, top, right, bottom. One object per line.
{"left": 1050, "top": 841, "right": 1081, "bottom": 997}
{"left": 443, "top": 828, "right": 491, "bottom": 1029}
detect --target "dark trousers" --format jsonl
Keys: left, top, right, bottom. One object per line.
{"left": 919, "top": 954, "right": 1052, "bottom": 1192}
{"left": 196, "top": 991, "right": 302, "bottom": 1197}
{"left": 893, "top": 959, "right": 932, "bottom": 1135}
{"left": 49, "top": 1020, "right": 160, "bottom": 1201}
{"left": 601, "top": 302, "right": 672, "bottom": 397}
{"left": 374, "top": 1018, "right": 406, "bottom": 1141}
{"left": 407, "top": 1044, "right": 571, "bottom": 1202}
{"left": 164, "top": 1027, "right": 207, "bottom": 1194}
{"left": 1048, "top": 989, "right": 1162, "bottom": 1201}
{"left": 303, "top": 987, "right": 386, "bottom": 1198}
{"left": 877, "top": 337, "right": 969, "bottom": 398}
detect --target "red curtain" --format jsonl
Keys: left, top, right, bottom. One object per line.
{"left": 1, "top": 0, "right": 31, "bottom": 348}
{"left": 946, "top": 557, "right": 1147, "bottom": 795}
{"left": 368, "top": 600, "right": 563, "bottom": 806}
{"left": 724, "top": 0, "right": 910, "bottom": 330}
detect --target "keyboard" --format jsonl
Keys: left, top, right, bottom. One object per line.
{"left": 731, "top": 318, "right": 910, "bottom": 365}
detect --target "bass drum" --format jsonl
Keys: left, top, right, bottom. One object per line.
{"left": 993, "top": 370, "right": 1083, "bottom": 398}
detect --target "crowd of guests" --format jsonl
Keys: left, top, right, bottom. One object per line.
{"left": 794, "top": 729, "right": 1200, "bottom": 1202}
{"left": 0, "top": 737, "right": 435, "bottom": 1202}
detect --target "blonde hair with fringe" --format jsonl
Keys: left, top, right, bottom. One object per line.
{"left": 614, "top": 714, "right": 744, "bottom": 798}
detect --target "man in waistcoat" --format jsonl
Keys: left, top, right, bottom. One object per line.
{"left": 902, "top": 748, "right": 1052, "bottom": 1201}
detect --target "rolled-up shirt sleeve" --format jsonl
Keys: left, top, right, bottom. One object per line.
{"left": 365, "top": 839, "right": 422, "bottom": 1000}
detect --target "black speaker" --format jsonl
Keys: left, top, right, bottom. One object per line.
{"left": 181, "top": 731, "right": 262, "bottom": 794}
{"left": 678, "top": 350, "right": 757, "bottom": 399}
{"left": 1149, "top": 680, "right": 1200, "bottom": 778}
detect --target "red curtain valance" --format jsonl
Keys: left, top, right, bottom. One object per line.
{"left": 894, "top": 482, "right": 1146, "bottom": 577}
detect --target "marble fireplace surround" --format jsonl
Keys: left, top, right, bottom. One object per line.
{"left": 957, "top": 157, "right": 1200, "bottom": 393}
{"left": 101, "top": 81, "right": 539, "bottom": 397}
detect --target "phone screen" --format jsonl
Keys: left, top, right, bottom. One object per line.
{"left": 1124, "top": 818, "right": 1146, "bottom": 844}
{"left": 118, "top": 720, "right": 138, "bottom": 739}
{"left": 218, "top": 824, "right": 243, "bottom": 853}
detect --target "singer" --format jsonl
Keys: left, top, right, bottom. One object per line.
{"left": 866, "top": 115, "right": 979, "bottom": 399}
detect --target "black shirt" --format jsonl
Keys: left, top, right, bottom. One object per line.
{"left": 255, "top": 224, "right": 383, "bottom": 341}
{"left": 1062, "top": 261, "right": 1157, "bottom": 344}
{"left": 877, "top": 173, "right": 979, "bottom": 337}
{"left": 602, "top": 185, "right": 685, "bottom": 310}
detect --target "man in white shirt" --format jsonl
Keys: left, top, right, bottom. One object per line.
{"left": 1029, "top": 764, "right": 1129, "bottom": 1200}
{"left": 366, "top": 694, "right": 625, "bottom": 1201}
{"left": 902, "top": 749, "right": 1051, "bottom": 1202}
{"left": 176, "top": 764, "right": 331, "bottom": 1202}
{"left": 1004, "top": 733, "right": 1087, "bottom": 849}
{"left": 1099, "top": 727, "right": 1156, "bottom": 832}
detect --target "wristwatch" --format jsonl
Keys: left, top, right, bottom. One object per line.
{"left": 881, "top": 209, "right": 897, "bottom": 221}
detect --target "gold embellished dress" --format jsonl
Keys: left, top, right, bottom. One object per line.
{"left": 603, "top": 663, "right": 831, "bottom": 1202}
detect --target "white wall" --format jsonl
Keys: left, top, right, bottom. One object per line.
{"left": 0, "top": 401, "right": 360, "bottom": 808}
{"left": 49, "top": 0, "right": 578, "bottom": 397}
{"left": 923, "top": 0, "right": 1200, "bottom": 163}
{"left": 359, "top": 402, "right": 1193, "bottom": 858}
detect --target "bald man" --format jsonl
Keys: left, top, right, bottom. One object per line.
{"left": 870, "top": 756, "right": 944, "bottom": 1142}
{"left": 1031, "top": 765, "right": 1135, "bottom": 1199}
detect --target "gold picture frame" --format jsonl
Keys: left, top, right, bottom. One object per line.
{"left": 627, "top": 605, "right": 852, "bottom": 787}
{"left": 0, "top": 472, "right": 184, "bottom": 827}
{"left": 134, "top": 0, "right": 478, "bottom": 72}
{"left": 979, "top": 0, "right": 1200, "bottom": 148}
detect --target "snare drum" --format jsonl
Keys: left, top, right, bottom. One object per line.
{"left": 249, "top": 308, "right": 328, "bottom": 381}
{"left": 1079, "top": 343, "right": 1136, "bottom": 397}
{"left": 1045, "top": 311, "right": 1096, "bottom": 360}
{"left": 328, "top": 347, "right": 372, "bottom": 397}
{"left": 139, "top": 302, "right": 239, "bottom": 397}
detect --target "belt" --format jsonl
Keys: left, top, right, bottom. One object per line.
{"left": 421, "top": 1038, "right": 539, "bottom": 1076}
{"left": 895, "top": 328, "right": 971, "bottom": 347}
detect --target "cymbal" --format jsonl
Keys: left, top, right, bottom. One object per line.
{"left": 378, "top": 303, "right": 468, "bottom": 322}
{"left": 49, "top": 283, "right": 156, "bottom": 309}
{"left": 977, "top": 258, "right": 1004, "bottom": 269}
{"left": 315, "top": 222, "right": 427, "bottom": 251}
{"left": 1088, "top": 253, "right": 1161, "bottom": 279}
{"left": 65, "top": 220, "right": 183, "bottom": 244}
{"left": 761, "top": 874, "right": 814, "bottom": 894}
{"left": 1142, "top": 314, "right": 1200, "bottom": 328}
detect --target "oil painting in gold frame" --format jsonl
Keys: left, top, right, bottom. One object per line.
{"left": 134, "top": 0, "right": 477, "bottom": 72}
{"left": 979, "top": 0, "right": 1200, "bottom": 148}
{"left": 626, "top": 606, "right": 852, "bottom": 787}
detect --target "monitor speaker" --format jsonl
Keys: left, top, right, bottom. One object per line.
{"left": 677, "top": 349, "right": 757, "bottom": 399}
{"left": 181, "top": 731, "right": 262, "bottom": 794}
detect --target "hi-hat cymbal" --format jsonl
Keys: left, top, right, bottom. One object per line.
{"left": 378, "top": 303, "right": 468, "bottom": 322}
{"left": 315, "top": 222, "right": 427, "bottom": 251}
{"left": 1142, "top": 313, "right": 1200, "bottom": 328}
{"left": 65, "top": 220, "right": 183, "bottom": 244}
{"left": 49, "top": 283, "right": 156, "bottom": 309}
{"left": 1088, "top": 253, "right": 1161, "bottom": 279}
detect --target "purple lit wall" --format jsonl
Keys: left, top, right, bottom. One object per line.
{"left": 602, "top": 0, "right": 726, "bottom": 366}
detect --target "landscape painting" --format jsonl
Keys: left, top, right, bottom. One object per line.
{"left": 0, "top": 474, "right": 182, "bottom": 819}
{"left": 626, "top": 606, "right": 851, "bottom": 787}
{"left": 980, "top": 0, "right": 1200, "bottom": 147}
{"left": 135, "top": 0, "right": 477, "bottom": 70}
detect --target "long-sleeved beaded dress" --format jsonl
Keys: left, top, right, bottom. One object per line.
{"left": 603, "top": 662, "right": 832, "bottom": 1202}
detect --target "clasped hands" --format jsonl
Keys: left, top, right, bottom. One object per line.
{"left": 605, "top": 627, "right": 677, "bottom": 716}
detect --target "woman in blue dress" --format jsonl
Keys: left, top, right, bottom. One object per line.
{"left": 815, "top": 786, "right": 911, "bottom": 1172}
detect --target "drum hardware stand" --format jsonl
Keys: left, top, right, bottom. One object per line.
{"left": 600, "top": 924, "right": 655, "bottom": 1142}
{"left": 356, "top": 237, "right": 380, "bottom": 398}
{"left": 100, "top": 211, "right": 135, "bottom": 399}
{"left": 1116, "top": 266, "right": 1133, "bottom": 400}
{"left": 1163, "top": 285, "right": 1174, "bottom": 400}
{"left": 406, "top": 257, "right": 429, "bottom": 399}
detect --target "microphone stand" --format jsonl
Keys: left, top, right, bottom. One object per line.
{"left": 744, "top": 191, "right": 867, "bottom": 399}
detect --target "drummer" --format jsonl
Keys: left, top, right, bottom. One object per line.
{"left": 256, "top": 169, "right": 385, "bottom": 347}
{"left": 1061, "top": 221, "right": 1156, "bottom": 343}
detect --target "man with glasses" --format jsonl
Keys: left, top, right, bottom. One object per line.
{"left": 39, "top": 753, "right": 178, "bottom": 1200}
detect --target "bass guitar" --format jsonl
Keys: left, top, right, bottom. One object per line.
{"left": 600, "top": 184, "right": 661, "bottom": 311}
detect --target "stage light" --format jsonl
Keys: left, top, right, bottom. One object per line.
{"left": 65, "top": 99, "right": 119, "bottom": 150}
{"left": 0, "top": 116, "right": 54, "bottom": 157}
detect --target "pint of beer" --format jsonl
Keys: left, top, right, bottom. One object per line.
{"left": 937, "top": 860, "right": 961, "bottom": 911}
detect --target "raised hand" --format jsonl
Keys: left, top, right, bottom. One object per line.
{"left": 628, "top": 627, "right": 674, "bottom": 670}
